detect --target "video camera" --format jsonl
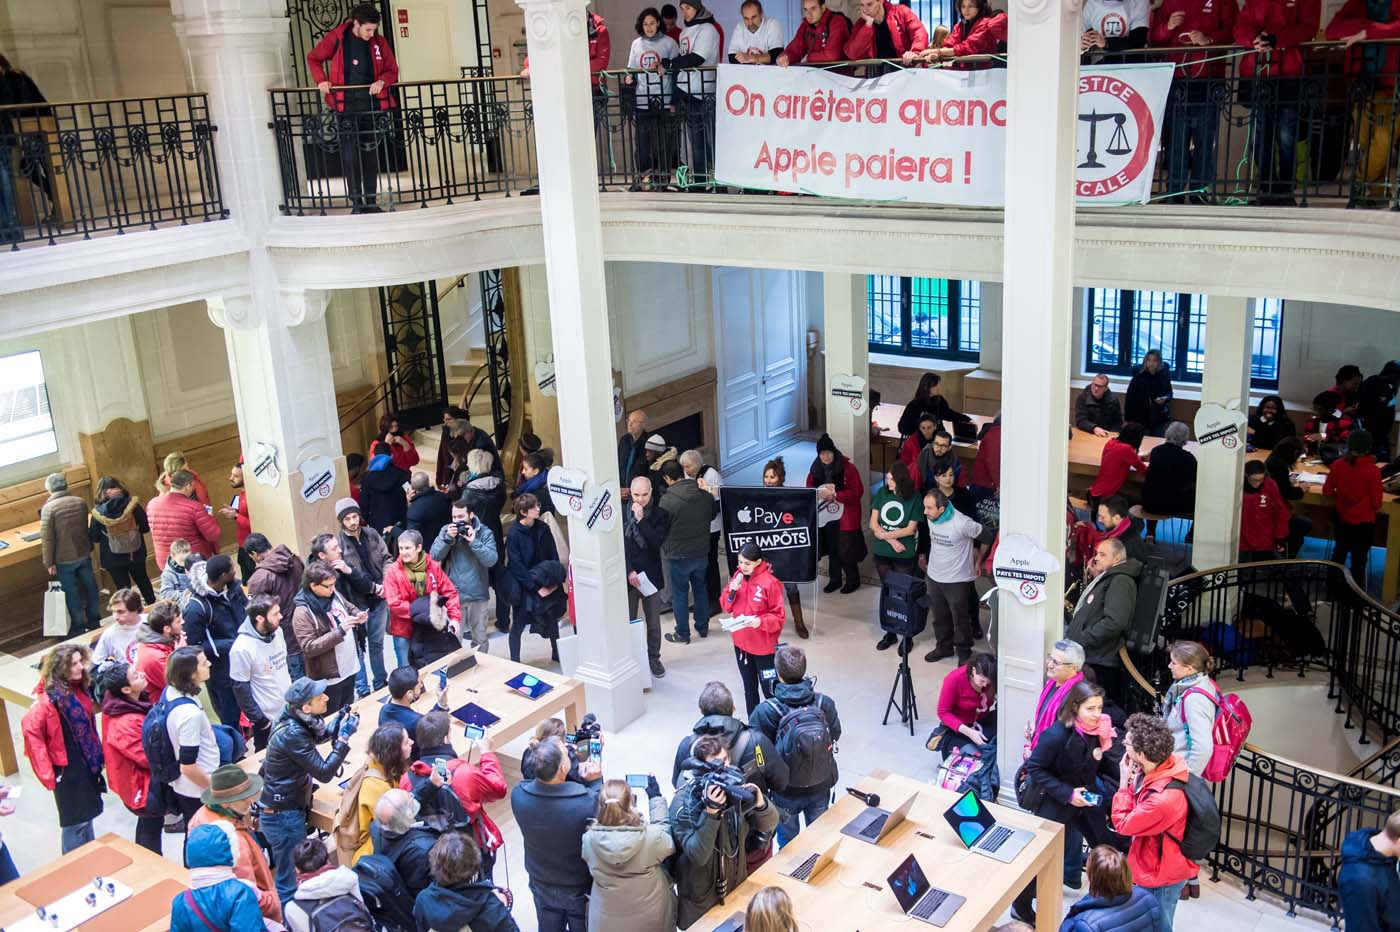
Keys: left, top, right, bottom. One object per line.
{"left": 684, "top": 756, "right": 756, "bottom": 811}
{"left": 879, "top": 572, "right": 929, "bottom": 639}
{"left": 566, "top": 713, "right": 602, "bottom": 761}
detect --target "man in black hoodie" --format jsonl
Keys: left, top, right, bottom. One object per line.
{"left": 672, "top": 680, "right": 788, "bottom": 795}
{"left": 1338, "top": 810, "right": 1400, "bottom": 932}
{"left": 183, "top": 554, "right": 250, "bottom": 728}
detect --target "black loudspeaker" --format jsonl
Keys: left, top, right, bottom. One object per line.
{"left": 1124, "top": 554, "right": 1171, "bottom": 655}
{"left": 879, "top": 572, "right": 929, "bottom": 639}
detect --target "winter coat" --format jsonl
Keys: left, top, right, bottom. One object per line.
{"left": 1324, "top": 455, "right": 1384, "bottom": 525}
{"left": 1141, "top": 443, "right": 1196, "bottom": 517}
{"left": 40, "top": 491, "right": 92, "bottom": 567}
{"left": 672, "top": 714, "right": 789, "bottom": 795}
{"left": 284, "top": 866, "right": 366, "bottom": 932}
{"left": 1089, "top": 439, "right": 1148, "bottom": 499}
{"left": 259, "top": 709, "right": 351, "bottom": 812}
{"left": 382, "top": 554, "right": 461, "bottom": 640}
{"left": 134, "top": 624, "right": 176, "bottom": 696}
{"left": 439, "top": 424, "right": 503, "bottom": 488}
{"left": 1337, "top": 827, "right": 1400, "bottom": 932}
{"left": 20, "top": 688, "right": 69, "bottom": 791}
{"left": 1328, "top": 0, "right": 1400, "bottom": 89}
{"left": 659, "top": 478, "right": 719, "bottom": 559}
{"left": 506, "top": 520, "right": 559, "bottom": 601}
{"left": 669, "top": 776, "right": 780, "bottom": 928}
{"left": 1234, "top": 0, "right": 1320, "bottom": 78}
{"left": 1025, "top": 720, "right": 1124, "bottom": 809}
{"left": 623, "top": 500, "right": 671, "bottom": 584}
{"left": 187, "top": 807, "right": 283, "bottom": 923}
{"left": 414, "top": 878, "right": 520, "bottom": 932}
{"left": 368, "top": 817, "right": 437, "bottom": 894}
{"left": 88, "top": 494, "right": 149, "bottom": 570}
{"left": 290, "top": 590, "right": 353, "bottom": 682}
{"left": 1068, "top": 559, "right": 1142, "bottom": 667}
{"left": 305, "top": 20, "right": 400, "bottom": 111}
{"left": 183, "top": 565, "right": 249, "bottom": 687}
{"left": 159, "top": 556, "right": 192, "bottom": 602}
{"left": 1240, "top": 477, "right": 1292, "bottom": 552}
{"left": 514, "top": 470, "right": 557, "bottom": 516}
{"left": 969, "top": 424, "right": 1002, "bottom": 490}
{"left": 169, "top": 827, "right": 266, "bottom": 932}
{"left": 720, "top": 560, "right": 785, "bottom": 656}
{"left": 1076, "top": 388, "right": 1124, "bottom": 434}
{"left": 402, "top": 746, "right": 508, "bottom": 856}
{"left": 1124, "top": 368, "right": 1173, "bottom": 434}
{"left": 805, "top": 458, "right": 865, "bottom": 533}
{"left": 147, "top": 490, "right": 221, "bottom": 568}
{"left": 1150, "top": 0, "right": 1238, "bottom": 78}
{"left": 430, "top": 517, "right": 498, "bottom": 603}
{"left": 1058, "top": 886, "right": 1167, "bottom": 932}
{"left": 944, "top": 12, "right": 1007, "bottom": 68}
{"left": 1111, "top": 754, "right": 1195, "bottom": 887}
{"left": 337, "top": 525, "right": 391, "bottom": 606}
{"left": 749, "top": 678, "right": 842, "bottom": 793}
{"left": 403, "top": 487, "right": 453, "bottom": 547}
{"left": 844, "top": 1, "right": 930, "bottom": 59}
{"left": 783, "top": 8, "right": 851, "bottom": 63}
{"left": 511, "top": 778, "right": 602, "bottom": 889}
{"left": 937, "top": 665, "right": 996, "bottom": 733}
{"left": 618, "top": 432, "right": 650, "bottom": 488}
{"left": 360, "top": 462, "right": 410, "bottom": 537}
{"left": 460, "top": 475, "right": 508, "bottom": 545}
{"left": 247, "top": 546, "right": 305, "bottom": 627}
{"left": 99, "top": 691, "right": 151, "bottom": 813}
{"left": 1162, "top": 673, "right": 1219, "bottom": 778}
{"left": 156, "top": 470, "right": 211, "bottom": 507}
{"left": 581, "top": 794, "right": 677, "bottom": 932}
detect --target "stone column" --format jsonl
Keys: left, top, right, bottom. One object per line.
{"left": 822, "top": 272, "right": 871, "bottom": 518}
{"left": 995, "top": 0, "right": 1081, "bottom": 811}
{"left": 517, "top": 0, "right": 644, "bottom": 729}
{"left": 1191, "top": 295, "right": 1252, "bottom": 570}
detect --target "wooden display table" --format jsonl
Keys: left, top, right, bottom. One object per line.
{"left": 0, "top": 834, "right": 187, "bottom": 932}
{"left": 692, "top": 770, "right": 1064, "bottom": 932}
{"left": 242, "top": 647, "right": 587, "bottom": 832}
{"left": 0, "top": 522, "right": 43, "bottom": 572}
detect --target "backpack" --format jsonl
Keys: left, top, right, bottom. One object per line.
{"left": 141, "top": 694, "right": 197, "bottom": 788}
{"left": 303, "top": 892, "right": 375, "bottom": 932}
{"left": 351, "top": 854, "right": 417, "bottom": 932}
{"left": 774, "top": 698, "right": 835, "bottom": 788}
{"left": 1165, "top": 775, "right": 1221, "bottom": 863}
{"left": 330, "top": 762, "right": 371, "bottom": 865}
{"left": 104, "top": 511, "right": 143, "bottom": 555}
{"left": 1179, "top": 683, "right": 1252, "bottom": 782}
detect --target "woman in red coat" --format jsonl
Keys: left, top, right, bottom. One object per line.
{"left": 721, "top": 542, "right": 787, "bottom": 715}
{"left": 97, "top": 662, "right": 163, "bottom": 854}
{"left": 922, "top": 0, "right": 1006, "bottom": 68}
{"left": 21, "top": 644, "right": 105, "bottom": 853}
{"left": 898, "top": 414, "right": 938, "bottom": 477}
{"left": 1323, "top": 429, "right": 1384, "bottom": 588}
{"left": 807, "top": 433, "right": 866, "bottom": 594}
{"left": 1238, "top": 462, "right": 1291, "bottom": 560}
{"left": 377, "top": 412, "right": 421, "bottom": 473}
{"left": 1233, "top": 0, "right": 1320, "bottom": 205}
{"left": 382, "top": 529, "right": 461, "bottom": 668}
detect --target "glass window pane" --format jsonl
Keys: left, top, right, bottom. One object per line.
{"left": 909, "top": 277, "right": 949, "bottom": 351}
{"left": 1130, "top": 290, "right": 1180, "bottom": 369}
{"left": 1182, "top": 294, "right": 1207, "bottom": 376}
{"left": 1087, "top": 288, "right": 1122, "bottom": 368}
{"left": 960, "top": 281, "right": 981, "bottom": 354}
{"left": 0, "top": 350, "right": 58, "bottom": 469}
{"left": 1251, "top": 298, "right": 1284, "bottom": 383}
{"left": 867, "top": 275, "right": 902, "bottom": 348}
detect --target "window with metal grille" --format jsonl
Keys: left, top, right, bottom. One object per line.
{"left": 0, "top": 351, "right": 58, "bottom": 469}
{"left": 866, "top": 276, "right": 981, "bottom": 362}
{"left": 1084, "top": 289, "right": 1282, "bottom": 389}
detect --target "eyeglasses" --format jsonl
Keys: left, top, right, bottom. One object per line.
{"left": 1046, "top": 656, "right": 1073, "bottom": 667}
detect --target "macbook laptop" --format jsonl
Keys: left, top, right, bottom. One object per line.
{"left": 951, "top": 420, "right": 979, "bottom": 444}
{"left": 712, "top": 910, "right": 745, "bottom": 932}
{"left": 887, "top": 853, "right": 965, "bottom": 926}
{"left": 840, "top": 792, "right": 916, "bottom": 844}
{"left": 776, "top": 837, "right": 839, "bottom": 883}
{"left": 941, "top": 788, "right": 1033, "bottom": 862}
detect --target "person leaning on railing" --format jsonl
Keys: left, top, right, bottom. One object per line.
{"left": 1325, "top": 0, "right": 1400, "bottom": 207}
{"left": 917, "top": 0, "right": 1006, "bottom": 69}
{"left": 843, "top": 0, "right": 930, "bottom": 71}
{"left": 1080, "top": 0, "right": 1150, "bottom": 63}
{"left": 665, "top": 0, "right": 723, "bottom": 187}
{"left": 626, "top": 10, "right": 681, "bottom": 190}
{"left": 775, "top": 0, "right": 851, "bottom": 68}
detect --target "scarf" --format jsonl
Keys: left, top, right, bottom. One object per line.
{"left": 50, "top": 686, "right": 104, "bottom": 776}
{"left": 189, "top": 866, "right": 238, "bottom": 890}
{"left": 404, "top": 553, "right": 428, "bottom": 597}
{"left": 623, "top": 503, "right": 650, "bottom": 550}
{"left": 1030, "top": 672, "right": 1084, "bottom": 749}
{"left": 294, "top": 586, "right": 335, "bottom": 622}
{"left": 517, "top": 472, "right": 548, "bottom": 496}
{"left": 1075, "top": 715, "right": 1118, "bottom": 754}
{"left": 289, "top": 707, "right": 328, "bottom": 738}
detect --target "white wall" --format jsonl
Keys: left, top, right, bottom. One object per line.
{"left": 1276, "top": 300, "right": 1400, "bottom": 403}
{"left": 609, "top": 262, "right": 714, "bottom": 395}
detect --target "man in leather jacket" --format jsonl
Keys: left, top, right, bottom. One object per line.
{"left": 258, "top": 677, "right": 359, "bottom": 905}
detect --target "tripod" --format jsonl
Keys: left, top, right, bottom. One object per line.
{"left": 883, "top": 638, "right": 918, "bottom": 735}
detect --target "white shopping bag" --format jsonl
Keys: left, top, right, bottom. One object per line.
{"left": 43, "top": 582, "right": 70, "bottom": 637}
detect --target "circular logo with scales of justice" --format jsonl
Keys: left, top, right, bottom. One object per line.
{"left": 1075, "top": 73, "right": 1157, "bottom": 198}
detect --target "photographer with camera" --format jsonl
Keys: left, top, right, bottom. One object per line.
{"left": 673, "top": 682, "right": 788, "bottom": 796}
{"left": 670, "top": 734, "right": 779, "bottom": 928}
{"left": 258, "top": 677, "right": 359, "bottom": 906}
{"left": 522, "top": 717, "right": 604, "bottom": 786}
{"left": 430, "top": 500, "right": 499, "bottom": 654}
{"left": 511, "top": 736, "right": 602, "bottom": 931}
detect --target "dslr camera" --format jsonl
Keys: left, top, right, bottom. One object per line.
{"left": 687, "top": 756, "right": 756, "bottom": 811}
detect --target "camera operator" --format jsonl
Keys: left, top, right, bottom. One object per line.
{"left": 670, "top": 734, "right": 779, "bottom": 928}
{"left": 258, "top": 677, "right": 360, "bottom": 906}
{"left": 522, "top": 716, "right": 603, "bottom": 785}
{"left": 673, "top": 681, "right": 788, "bottom": 796}
{"left": 430, "top": 501, "right": 499, "bottom": 654}
{"left": 511, "top": 736, "right": 602, "bottom": 932}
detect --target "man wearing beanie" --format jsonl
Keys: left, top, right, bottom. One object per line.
{"left": 645, "top": 433, "right": 678, "bottom": 502}
{"left": 1323, "top": 428, "right": 1384, "bottom": 588}
{"left": 334, "top": 497, "right": 391, "bottom": 692}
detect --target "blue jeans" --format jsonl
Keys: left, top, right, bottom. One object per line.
{"left": 60, "top": 821, "right": 94, "bottom": 853}
{"left": 259, "top": 807, "right": 308, "bottom": 906}
{"left": 774, "top": 789, "right": 831, "bottom": 849}
{"left": 392, "top": 634, "right": 411, "bottom": 669}
{"left": 354, "top": 601, "right": 389, "bottom": 695}
{"left": 0, "top": 842, "right": 17, "bottom": 883}
{"left": 667, "top": 557, "right": 709, "bottom": 639}
{"left": 55, "top": 559, "right": 102, "bottom": 631}
{"left": 530, "top": 880, "right": 589, "bottom": 932}
{"left": 285, "top": 651, "right": 305, "bottom": 681}
{"left": 1148, "top": 879, "right": 1188, "bottom": 928}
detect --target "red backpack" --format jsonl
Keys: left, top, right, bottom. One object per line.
{"left": 1180, "top": 682, "right": 1252, "bottom": 782}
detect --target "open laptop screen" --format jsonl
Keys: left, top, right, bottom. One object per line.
{"left": 943, "top": 789, "right": 996, "bottom": 848}
{"left": 887, "top": 854, "right": 930, "bottom": 914}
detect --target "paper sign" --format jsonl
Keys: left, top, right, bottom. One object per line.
{"left": 534, "top": 358, "right": 557, "bottom": 397}
{"left": 250, "top": 442, "right": 280, "bottom": 487}
{"left": 830, "top": 374, "right": 868, "bottom": 417}
{"left": 816, "top": 497, "right": 844, "bottom": 528}
{"left": 299, "top": 455, "right": 336, "bottom": 503}
{"left": 582, "top": 479, "right": 619, "bottom": 534}
{"left": 1194, "top": 402, "right": 1248, "bottom": 454}
{"left": 991, "top": 533, "right": 1060, "bottom": 606}
{"left": 547, "top": 465, "right": 588, "bottom": 516}
{"left": 613, "top": 385, "right": 623, "bottom": 423}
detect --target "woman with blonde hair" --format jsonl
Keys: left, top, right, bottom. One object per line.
{"left": 1161, "top": 639, "right": 1218, "bottom": 901}
{"left": 155, "top": 451, "right": 211, "bottom": 506}
{"left": 580, "top": 775, "right": 676, "bottom": 931}
{"left": 745, "top": 886, "right": 799, "bottom": 932}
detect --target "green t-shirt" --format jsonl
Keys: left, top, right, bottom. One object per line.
{"left": 871, "top": 488, "right": 920, "bottom": 559}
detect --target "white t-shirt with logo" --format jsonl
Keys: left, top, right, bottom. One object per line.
{"left": 628, "top": 34, "right": 680, "bottom": 105}
{"left": 1082, "top": 0, "right": 1148, "bottom": 40}
{"left": 676, "top": 21, "right": 721, "bottom": 96}
{"left": 93, "top": 619, "right": 143, "bottom": 666}
{"left": 728, "top": 16, "right": 785, "bottom": 58}
{"left": 229, "top": 626, "right": 291, "bottom": 721}
{"left": 163, "top": 685, "right": 219, "bottom": 799}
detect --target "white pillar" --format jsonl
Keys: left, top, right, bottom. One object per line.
{"left": 995, "top": 0, "right": 1081, "bottom": 801}
{"left": 822, "top": 272, "right": 871, "bottom": 518}
{"left": 518, "top": 0, "right": 644, "bottom": 728}
{"left": 1191, "top": 295, "right": 1252, "bottom": 570}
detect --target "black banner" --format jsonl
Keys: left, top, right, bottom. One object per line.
{"left": 720, "top": 486, "right": 818, "bottom": 583}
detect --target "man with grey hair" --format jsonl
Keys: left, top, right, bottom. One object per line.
{"left": 1067, "top": 538, "right": 1140, "bottom": 705}
{"left": 401, "top": 470, "right": 452, "bottom": 547}
{"left": 1074, "top": 373, "right": 1124, "bottom": 437}
{"left": 624, "top": 475, "right": 671, "bottom": 678}
{"left": 40, "top": 472, "right": 103, "bottom": 632}
{"left": 1027, "top": 639, "right": 1087, "bottom": 749}
{"left": 370, "top": 787, "right": 439, "bottom": 897}
{"left": 1141, "top": 421, "right": 1197, "bottom": 537}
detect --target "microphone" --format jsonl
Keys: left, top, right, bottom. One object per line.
{"left": 846, "top": 787, "right": 881, "bottom": 809}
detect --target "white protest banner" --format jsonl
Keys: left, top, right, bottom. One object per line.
{"left": 1194, "top": 401, "right": 1249, "bottom": 454}
{"left": 547, "top": 465, "right": 589, "bottom": 517}
{"left": 715, "top": 62, "right": 1173, "bottom": 207}
{"left": 991, "top": 533, "right": 1061, "bottom": 606}
{"left": 829, "top": 374, "right": 868, "bottom": 417}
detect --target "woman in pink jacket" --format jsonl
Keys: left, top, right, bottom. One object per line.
{"left": 720, "top": 542, "right": 786, "bottom": 714}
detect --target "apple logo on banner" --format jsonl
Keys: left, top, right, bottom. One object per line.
{"left": 582, "top": 479, "right": 619, "bottom": 534}
{"left": 737, "top": 506, "right": 753, "bottom": 523}
{"left": 1194, "top": 401, "right": 1248, "bottom": 455}
{"left": 829, "top": 374, "right": 868, "bottom": 417}
{"left": 991, "top": 533, "right": 1061, "bottom": 606}
{"left": 546, "top": 465, "right": 589, "bottom": 516}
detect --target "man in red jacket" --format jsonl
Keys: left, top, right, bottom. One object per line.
{"left": 306, "top": 3, "right": 400, "bottom": 213}
{"left": 1112, "top": 714, "right": 1196, "bottom": 926}
{"left": 1239, "top": 462, "right": 1292, "bottom": 559}
{"left": 844, "top": 0, "right": 929, "bottom": 70}
{"left": 777, "top": 0, "right": 851, "bottom": 66}
{"left": 1233, "top": 0, "right": 1320, "bottom": 206}
{"left": 148, "top": 470, "right": 221, "bottom": 568}
{"left": 219, "top": 460, "right": 253, "bottom": 579}
{"left": 1150, "top": 0, "right": 1237, "bottom": 202}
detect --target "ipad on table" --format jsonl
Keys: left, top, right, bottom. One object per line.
{"left": 506, "top": 672, "right": 554, "bottom": 699}
{"left": 451, "top": 702, "right": 501, "bottom": 729}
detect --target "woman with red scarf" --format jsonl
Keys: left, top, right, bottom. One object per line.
{"left": 21, "top": 643, "right": 106, "bottom": 853}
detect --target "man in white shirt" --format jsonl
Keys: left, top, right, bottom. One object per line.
{"left": 93, "top": 588, "right": 145, "bottom": 669}
{"left": 229, "top": 595, "right": 291, "bottom": 750}
{"left": 729, "top": 0, "right": 785, "bottom": 63}
{"left": 914, "top": 488, "right": 985, "bottom": 665}
{"left": 163, "top": 646, "right": 221, "bottom": 823}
